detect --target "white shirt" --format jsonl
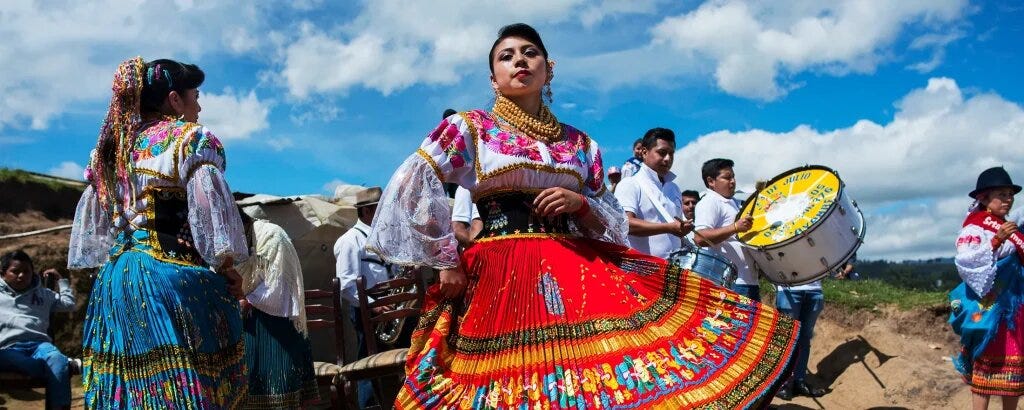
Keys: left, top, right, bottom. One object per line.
{"left": 694, "top": 189, "right": 757, "bottom": 285}
{"left": 334, "top": 219, "right": 393, "bottom": 306}
{"left": 620, "top": 157, "right": 642, "bottom": 179}
{"left": 775, "top": 279, "right": 822, "bottom": 292}
{"left": 451, "top": 186, "right": 479, "bottom": 223}
{"left": 614, "top": 164, "right": 682, "bottom": 259}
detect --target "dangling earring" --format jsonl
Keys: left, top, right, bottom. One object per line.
{"left": 544, "top": 62, "right": 555, "bottom": 104}
{"left": 176, "top": 113, "right": 185, "bottom": 121}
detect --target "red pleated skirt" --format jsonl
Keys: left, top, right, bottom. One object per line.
{"left": 966, "top": 308, "right": 1024, "bottom": 396}
{"left": 395, "top": 235, "right": 799, "bottom": 409}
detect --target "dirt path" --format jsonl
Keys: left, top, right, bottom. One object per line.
{"left": 770, "top": 306, "right": 979, "bottom": 409}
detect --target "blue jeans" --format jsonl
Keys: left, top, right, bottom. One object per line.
{"left": 776, "top": 289, "right": 824, "bottom": 382}
{"left": 732, "top": 283, "right": 761, "bottom": 302}
{"left": 349, "top": 306, "right": 375, "bottom": 408}
{"left": 0, "top": 341, "right": 71, "bottom": 408}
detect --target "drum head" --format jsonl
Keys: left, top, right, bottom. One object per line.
{"left": 739, "top": 166, "right": 843, "bottom": 248}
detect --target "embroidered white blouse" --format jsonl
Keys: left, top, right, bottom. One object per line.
{"left": 366, "top": 110, "right": 629, "bottom": 269}
{"left": 68, "top": 118, "right": 248, "bottom": 269}
{"left": 955, "top": 222, "right": 1017, "bottom": 296}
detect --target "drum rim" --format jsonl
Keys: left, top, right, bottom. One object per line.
{"left": 762, "top": 239, "right": 863, "bottom": 286}
{"left": 738, "top": 164, "right": 847, "bottom": 250}
{"left": 668, "top": 247, "right": 739, "bottom": 285}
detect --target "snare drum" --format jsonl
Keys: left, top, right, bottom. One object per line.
{"left": 668, "top": 244, "right": 738, "bottom": 287}
{"left": 738, "top": 165, "right": 865, "bottom": 286}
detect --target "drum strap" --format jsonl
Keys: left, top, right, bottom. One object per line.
{"left": 637, "top": 178, "right": 681, "bottom": 223}
{"left": 964, "top": 211, "right": 1024, "bottom": 260}
{"left": 352, "top": 226, "right": 394, "bottom": 274}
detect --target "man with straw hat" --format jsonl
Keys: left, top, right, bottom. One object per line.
{"left": 333, "top": 186, "right": 390, "bottom": 407}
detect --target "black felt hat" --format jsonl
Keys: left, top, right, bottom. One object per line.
{"left": 970, "top": 166, "right": 1022, "bottom": 199}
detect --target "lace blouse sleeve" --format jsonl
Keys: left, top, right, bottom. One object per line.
{"left": 578, "top": 139, "right": 629, "bottom": 246}
{"left": 366, "top": 113, "right": 475, "bottom": 269}
{"left": 955, "top": 224, "right": 1010, "bottom": 296}
{"left": 178, "top": 127, "right": 249, "bottom": 267}
{"left": 68, "top": 184, "right": 115, "bottom": 268}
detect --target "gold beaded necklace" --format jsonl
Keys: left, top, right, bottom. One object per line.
{"left": 492, "top": 95, "right": 563, "bottom": 143}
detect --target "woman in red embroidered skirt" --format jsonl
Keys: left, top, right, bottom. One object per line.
{"left": 367, "top": 23, "right": 799, "bottom": 409}
{"left": 950, "top": 166, "right": 1024, "bottom": 410}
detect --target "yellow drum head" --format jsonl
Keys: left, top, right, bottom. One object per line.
{"left": 739, "top": 167, "right": 841, "bottom": 247}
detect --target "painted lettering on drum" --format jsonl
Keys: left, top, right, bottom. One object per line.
{"left": 783, "top": 171, "right": 813, "bottom": 185}
{"left": 743, "top": 168, "right": 841, "bottom": 247}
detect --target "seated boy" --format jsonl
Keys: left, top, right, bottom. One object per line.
{"left": 0, "top": 250, "right": 76, "bottom": 410}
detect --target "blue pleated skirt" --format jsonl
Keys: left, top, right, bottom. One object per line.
{"left": 242, "top": 309, "right": 319, "bottom": 409}
{"left": 82, "top": 249, "right": 246, "bottom": 409}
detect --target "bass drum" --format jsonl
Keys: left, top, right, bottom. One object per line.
{"left": 738, "top": 165, "right": 865, "bottom": 286}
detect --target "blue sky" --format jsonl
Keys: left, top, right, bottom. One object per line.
{"left": 1, "top": 0, "right": 1022, "bottom": 260}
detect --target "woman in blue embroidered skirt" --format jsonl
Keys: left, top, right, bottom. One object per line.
{"left": 68, "top": 57, "right": 250, "bottom": 408}
{"left": 236, "top": 211, "right": 319, "bottom": 408}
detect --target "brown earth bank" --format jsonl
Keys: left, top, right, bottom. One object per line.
{"left": 769, "top": 305, "right": 975, "bottom": 409}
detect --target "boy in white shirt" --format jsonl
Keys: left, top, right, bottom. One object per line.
{"left": 619, "top": 138, "right": 644, "bottom": 179}
{"left": 681, "top": 190, "right": 699, "bottom": 222}
{"left": 693, "top": 159, "right": 758, "bottom": 300}
{"left": 614, "top": 128, "right": 693, "bottom": 259}
{"left": 452, "top": 186, "right": 482, "bottom": 248}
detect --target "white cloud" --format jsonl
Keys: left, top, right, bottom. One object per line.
{"left": 672, "top": 77, "right": 1024, "bottom": 260}
{"left": 276, "top": 0, "right": 660, "bottom": 98}
{"left": 48, "top": 161, "right": 85, "bottom": 180}
{"left": 650, "top": 0, "right": 969, "bottom": 100}
{"left": 579, "top": 0, "right": 663, "bottom": 28}
{"left": 0, "top": 1, "right": 268, "bottom": 130}
{"left": 290, "top": 101, "right": 342, "bottom": 125}
{"left": 223, "top": 26, "right": 261, "bottom": 54}
{"left": 267, "top": 137, "right": 294, "bottom": 151}
{"left": 0, "top": 136, "right": 32, "bottom": 145}
{"left": 200, "top": 89, "right": 271, "bottom": 140}
{"left": 322, "top": 178, "right": 356, "bottom": 198}
{"left": 906, "top": 30, "right": 965, "bottom": 73}
{"left": 559, "top": 44, "right": 706, "bottom": 91}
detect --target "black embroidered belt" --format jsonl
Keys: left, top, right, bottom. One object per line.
{"left": 475, "top": 192, "right": 575, "bottom": 239}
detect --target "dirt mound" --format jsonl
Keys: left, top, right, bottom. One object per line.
{"left": 0, "top": 173, "right": 85, "bottom": 220}
{"left": 771, "top": 305, "right": 970, "bottom": 409}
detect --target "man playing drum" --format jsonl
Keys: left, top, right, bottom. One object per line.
{"left": 694, "top": 159, "right": 759, "bottom": 300}
{"left": 615, "top": 128, "right": 693, "bottom": 259}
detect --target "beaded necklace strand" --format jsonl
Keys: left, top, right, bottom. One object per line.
{"left": 491, "top": 95, "right": 563, "bottom": 143}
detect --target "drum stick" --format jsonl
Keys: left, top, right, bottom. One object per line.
{"left": 746, "top": 189, "right": 759, "bottom": 219}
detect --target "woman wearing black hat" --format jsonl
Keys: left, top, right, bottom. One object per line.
{"left": 951, "top": 166, "right": 1024, "bottom": 410}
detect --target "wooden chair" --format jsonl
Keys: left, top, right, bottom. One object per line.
{"left": 337, "top": 270, "right": 426, "bottom": 409}
{"left": 304, "top": 277, "right": 348, "bottom": 409}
